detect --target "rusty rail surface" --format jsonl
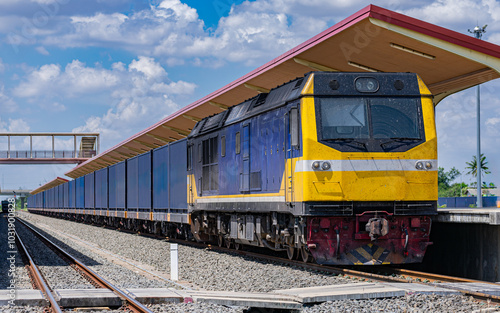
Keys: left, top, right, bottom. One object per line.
{"left": 16, "top": 218, "right": 153, "bottom": 313}
{"left": 15, "top": 228, "right": 63, "bottom": 313}
{"left": 373, "top": 266, "right": 498, "bottom": 284}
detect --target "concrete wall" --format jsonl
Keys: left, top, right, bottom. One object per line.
{"left": 417, "top": 222, "right": 500, "bottom": 282}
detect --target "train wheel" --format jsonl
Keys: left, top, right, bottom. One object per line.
{"left": 234, "top": 243, "right": 241, "bottom": 250}
{"left": 286, "top": 246, "right": 295, "bottom": 260}
{"left": 300, "top": 245, "right": 311, "bottom": 263}
{"left": 217, "top": 234, "right": 223, "bottom": 247}
{"left": 225, "top": 238, "right": 231, "bottom": 249}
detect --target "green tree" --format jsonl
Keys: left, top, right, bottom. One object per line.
{"left": 438, "top": 167, "right": 460, "bottom": 188}
{"left": 465, "top": 153, "right": 491, "bottom": 178}
{"left": 438, "top": 167, "right": 465, "bottom": 197}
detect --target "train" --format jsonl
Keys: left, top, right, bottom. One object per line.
{"left": 28, "top": 72, "right": 438, "bottom": 265}
{"left": 1, "top": 200, "right": 9, "bottom": 213}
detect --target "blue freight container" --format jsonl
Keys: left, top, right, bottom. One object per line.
{"left": 75, "top": 176, "right": 85, "bottom": 209}
{"left": 153, "top": 145, "right": 169, "bottom": 210}
{"left": 68, "top": 180, "right": 76, "bottom": 209}
{"left": 138, "top": 151, "right": 152, "bottom": 209}
{"left": 127, "top": 151, "right": 152, "bottom": 211}
{"left": 85, "top": 172, "right": 95, "bottom": 209}
{"left": 51, "top": 187, "right": 56, "bottom": 209}
{"left": 95, "top": 167, "right": 108, "bottom": 209}
{"left": 169, "top": 139, "right": 187, "bottom": 210}
{"left": 127, "top": 156, "right": 139, "bottom": 210}
{"left": 49, "top": 187, "right": 54, "bottom": 209}
{"left": 109, "top": 161, "right": 126, "bottom": 209}
{"left": 46, "top": 189, "right": 52, "bottom": 208}
{"left": 58, "top": 185, "right": 64, "bottom": 210}
{"left": 63, "top": 182, "right": 69, "bottom": 208}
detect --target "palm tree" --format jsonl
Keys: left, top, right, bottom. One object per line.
{"left": 465, "top": 153, "right": 491, "bottom": 178}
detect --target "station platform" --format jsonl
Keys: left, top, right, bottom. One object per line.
{"left": 436, "top": 208, "right": 500, "bottom": 225}
{"left": 0, "top": 282, "right": 490, "bottom": 309}
{"left": 422, "top": 207, "right": 500, "bottom": 282}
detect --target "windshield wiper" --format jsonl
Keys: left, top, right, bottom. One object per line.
{"left": 390, "top": 137, "right": 421, "bottom": 141}
{"left": 326, "top": 138, "right": 366, "bottom": 149}
{"left": 380, "top": 137, "right": 421, "bottom": 149}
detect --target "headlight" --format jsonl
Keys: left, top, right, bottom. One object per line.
{"left": 415, "top": 160, "right": 433, "bottom": 170}
{"left": 312, "top": 161, "right": 332, "bottom": 171}
{"left": 355, "top": 77, "right": 379, "bottom": 93}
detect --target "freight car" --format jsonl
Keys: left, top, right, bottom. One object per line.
{"left": 28, "top": 72, "right": 438, "bottom": 265}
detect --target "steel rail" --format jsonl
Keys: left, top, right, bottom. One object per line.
{"left": 16, "top": 218, "right": 153, "bottom": 313}
{"left": 375, "top": 266, "right": 500, "bottom": 284}
{"left": 15, "top": 229, "right": 63, "bottom": 313}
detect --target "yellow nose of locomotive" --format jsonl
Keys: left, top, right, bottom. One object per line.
{"left": 295, "top": 72, "right": 437, "bottom": 204}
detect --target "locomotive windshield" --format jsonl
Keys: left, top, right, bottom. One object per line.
{"left": 317, "top": 97, "right": 424, "bottom": 152}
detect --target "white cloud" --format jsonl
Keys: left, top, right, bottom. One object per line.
{"left": 35, "top": 0, "right": 336, "bottom": 66}
{"left": 129, "top": 56, "right": 166, "bottom": 80}
{"left": 35, "top": 46, "right": 49, "bottom": 55}
{"left": 8, "top": 118, "right": 30, "bottom": 132}
{"left": 72, "top": 96, "right": 179, "bottom": 149}
{"left": 13, "top": 61, "right": 119, "bottom": 99}
{"left": 0, "top": 84, "right": 18, "bottom": 113}
{"left": 2, "top": 0, "right": 500, "bottom": 68}
{"left": 0, "top": 117, "right": 30, "bottom": 132}
{"left": 486, "top": 117, "right": 500, "bottom": 125}
{"left": 401, "top": 0, "right": 500, "bottom": 35}
{"left": 11, "top": 55, "right": 197, "bottom": 147}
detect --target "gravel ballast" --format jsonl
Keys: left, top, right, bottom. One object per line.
{"left": 0, "top": 215, "right": 32, "bottom": 290}
{"left": 0, "top": 305, "right": 45, "bottom": 313}
{"left": 16, "top": 212, "right": 498, "bottom": 313}
{"left": 16, "top": 216, "right": 179, "bottom": 290}
{"left": 15, "top": 220, "right": 95, "bottom": 290}
{"left": 302, "top": 294, "right": 495, "bottom": 313}
{"left": 18, "top": 212, "right": 352, "bottom": 292}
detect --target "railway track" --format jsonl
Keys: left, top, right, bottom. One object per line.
{"left": 15, "top": 217, "right": 153, "bottom": 313}
{"left": 15, "top": 225, "right": 63, "bottom": 313}
{"left": 18, "top": 214, "right": 500, "bottom": 307}
{"left": 166, "top": 237, "right": 500, "bottom": 304}
{"left": 97, "top": 222, "right": 500, "bottom": 304}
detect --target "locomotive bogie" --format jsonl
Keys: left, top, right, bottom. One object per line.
{"left": 306, "top": 214, "right": 432, "bottom": 265}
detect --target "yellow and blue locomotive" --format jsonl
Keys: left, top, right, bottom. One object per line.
{"left": 188, "top": 72, "right": 437, "bottom": 265}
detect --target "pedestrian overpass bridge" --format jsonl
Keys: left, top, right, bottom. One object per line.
{"left": 0, "top": 133, "right": 99, "bottom": 164}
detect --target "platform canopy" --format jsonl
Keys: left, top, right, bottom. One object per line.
{"left": 64, "top": 4, "right": 500, "bottom": 179}
{"left": 30, "top": 177, "right": 68, "bottom": 195}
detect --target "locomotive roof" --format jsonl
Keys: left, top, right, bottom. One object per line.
{"left": 63, "top": 4, "right": 500, "bottom": 180}
{"left": 189, "top": 72, "right": 424, "bottom": 138}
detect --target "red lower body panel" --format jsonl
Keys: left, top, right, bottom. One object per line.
{"left": 306, "top": 212, "right": 432, "bottom": 265}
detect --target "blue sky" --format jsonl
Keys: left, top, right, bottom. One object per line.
{"left": 0, "top": 0, "right": 500, "bottom": 191}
